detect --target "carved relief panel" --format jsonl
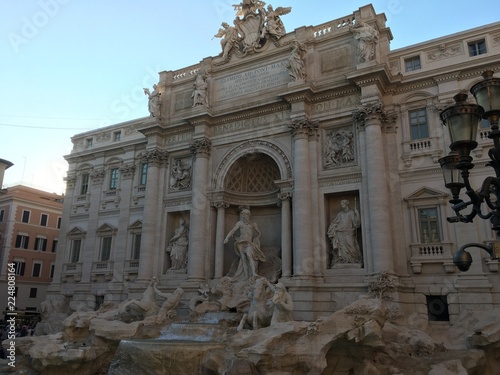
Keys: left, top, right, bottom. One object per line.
{"left": 169, "top": 156, "right": 193, "bottom": 191}
{"left": 323, "top": 125, "right": 357, "bottom": 170}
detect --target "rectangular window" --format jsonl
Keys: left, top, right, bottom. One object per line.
{"left": 113, "top": 131, "right": 121, "bottom": 141}
{"left": 100, "top": 236, "right": 112, "bottom": 261}
{"left": 52, "top": 239, "right": 58, "bottom": 253}
{"left": 57, "top": 217, "right": 62, "bottom": 229}
{"left": 132, "top": 233, "right": 141, "bottom": 260}
{"left": 80, "top": 173, "right": 89, "bottom": 195}
{"left": 70, "top": 239, "right": 81, "bottom": 263}
{"left": 13, "top": 261, "right": 25, "bottom": 276}
{"left": 109, "top": 168, "right": 119, "bottom": 190}
{"left": 409, "top": 108, "right": 429, "bottom": 140}
{"left": 40, "top": 214, "right": 48, "bottom": 227}
{"left": 0, "top": 209, "right": 4, "bottom": 222}
{"left": 140, "top": 163, "right": 148, "bottom": 185}
{"left": 34, "top": 237, "right": 47, "bottom": 251}
{"left": 468, "top": 39, "right": 487, "bottom": 56}
{"left": 418, "top": 207, "right": 441, "bottom": 243}
{"left": 22, "top": 210, "right": 30, "bottom": 223}
{"left": 29, "top": 288, "right": 37, "bottom": 298}
{"left": 50, "top": 264, "right": 55, "bottom": 278}
{"left": 32, "top": 262, "right": 42, "bottom": 277}
{"left": 15, "top": 234, "right": 29, "bottom": 249}
{"left": 405, "top": 56, "right": 421, "bottom": 72}
{"left": 85, "top": 138, "right": 93, "bottom": 148}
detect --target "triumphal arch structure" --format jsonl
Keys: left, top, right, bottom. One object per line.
{"left": 51, "top": 2, "right": 500, "bottom": 323}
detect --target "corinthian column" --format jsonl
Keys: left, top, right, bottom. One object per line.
{"left": 213, "top": 201, "right": 229, "bottom": 278}
{"left": 354, "top": 103, "right": 394, "bottom": 273}
{"left": 278, "top": 192, "right": 292, "bottom": 277}
{"left": 187, "top": 138, "right": 211, "bottom": 281}
{"left": 289, "top": 120, "right": 317, "bottom": 278}
{"left": 137, "top": 148, "right": 168, "bottom": 282}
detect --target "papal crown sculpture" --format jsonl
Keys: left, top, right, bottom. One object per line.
{"left": 214, "top": 0, "right": 292, "bottom": 60}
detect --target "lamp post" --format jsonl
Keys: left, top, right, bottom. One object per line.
{"left": 438, "top": 70, "right": 500, "bottom": 271}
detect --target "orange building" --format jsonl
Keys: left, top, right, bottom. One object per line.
{"left": 0, "top": 185, "right": 63, "bottom": 322}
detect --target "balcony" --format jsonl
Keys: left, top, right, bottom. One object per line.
{"left": 90, "top": 261, "right": 113, "bottom": 281}
{"left": 124, "top": 259, "right": 139, "bottom": 281}
{"left": 61, "top": 263, "right": 82, "bottom": 282}
{"left": 409, "top": 242, "right": 456, "bottom": 273}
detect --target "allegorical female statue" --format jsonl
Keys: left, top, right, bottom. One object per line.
{"left": 167, "top": 219, "right": 189, "bottom": 270}
{"left": 327, "top": 199, "right": 362, "bottom": 267}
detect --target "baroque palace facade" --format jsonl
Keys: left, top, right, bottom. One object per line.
{"left": 49, "top": 4, "right": 500, "bottom": 322}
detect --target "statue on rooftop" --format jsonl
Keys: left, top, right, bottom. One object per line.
{"left": 350, "top": 20, "right": 379, "bottom": 63}
{"left": 287, "top": 40, "right": 306, "bottom": 81}
{"left": 261, "top": 5, "right": 291, "bottom": 39}
{"left": 144, "top": 84, "right": 161, "bottom": 118}
{"left": 192, "top": 71, "right": 209, "bottom": 107}
{"left": 214, "top": 22, "right": 240, "bottom": 59}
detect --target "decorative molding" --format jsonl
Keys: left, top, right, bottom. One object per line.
{"left": 319, "top": 172, "right": 362, "bottom": 187}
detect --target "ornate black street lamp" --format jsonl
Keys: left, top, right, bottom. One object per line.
{"left": 438, "top": 70, "right": 500, "bottom": 271}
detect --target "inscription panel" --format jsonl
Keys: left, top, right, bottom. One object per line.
{"left": 215, "top": 60, "right": 290, "bottom": 101}
{"left": 213, "top": 110, "right": 289, "bottom": 135}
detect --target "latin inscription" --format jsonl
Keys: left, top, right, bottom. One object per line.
{"left": 213, "top": 110, "right": 288, "bottom": 135}
{"left": 311, "top": 95, "right": 361, "bottom": 114}
{"left": 215, "top": 60, "right": 290, "bottom": 101}
{"left": 164, "top": 132, "right": 193, "bottom": 145}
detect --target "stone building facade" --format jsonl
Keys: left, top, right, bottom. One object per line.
{"left": 0, "top": 185, "right": 63, "bottom": 320}
{"left": 48, "top": 4, "right": 500, "bottom": 323}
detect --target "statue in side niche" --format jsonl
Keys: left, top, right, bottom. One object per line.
{"left": 143, "top": 84, "right": 161, "bottom": 117}
{"left": 224, "top": 208, "right": 266, "bottom": 280}
{"left": 167, "top": 219, "right": 189, "bottom": 270}
{"left": 350, "top": 20, "right": 379, "bottom": 63}
{"left": 327, "top": 199, "right": 363, "bottom": 267}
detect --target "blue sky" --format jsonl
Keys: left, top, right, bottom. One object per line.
{"left": 1, "top": 0, "right": 498, "bottom": 194}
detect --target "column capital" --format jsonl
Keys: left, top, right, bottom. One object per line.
{"left": 288, "top": 119, "right": 319, "bottom": 139}
{"left": 119, "top": 163, "right": 136, "bottom": 179}
{"left": 354, "top": 102, "right": 398, "bottom": 132}
{"left": 90, "top": 168, "right": 105, "bottom": 184}
{"left": 64, "top": 173, "right": 77, "bottom": 189}
{"left": 277, "top": 191, "right": 292, "bottom": 207}
{"left": 212, "top": 201, "right": 229, "bottom": 210}
{"left": 142, "top": 148, "right": 169, "bottom": 167}
{"left": 190, "top": 138, "right": 212, "bottom": 158}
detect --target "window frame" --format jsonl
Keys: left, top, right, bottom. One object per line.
{"left": 109, "top": 168, "right": 119, "bottom": 190}
{"left": 0, "top": 209, "right": 4, "bottom": 222}
{"left": 32, "top": 262, "right": 42, "bottom": 278}
{"left": 70, "top": 238, "right": 82, "bottom": 263}
{"left": 113, "top": 131, "right": 121, "bottom": 142}
{"left": 468, "top": 39, "right": 487, "bottom": 57}
{"left": 100, "top": 235, "right": 113, "bottom": 261}
{"left": 21, "top": 210, "right": 31, "bottom": 223}
{"left": 404, "top": 55, "right": 421, "bottom": 72}
{"left": 140, "top": 162, "right": 148, "bottom": 186}
{"left": 408, "top": 107, "right": 429, "bottom": 140}
{"left": 80, "top": 173, "right": 90, "bottom": 195}
{"left": 13, "top": 261, "right": 26, "bottom": 276}
{"left": 40, "top": 213, "right": 48, "bottom": 227}
{"left": 29, "top": 287, "right": 38, "bottom": 298}
{"left": 15, "top": 234, "right": 30, "bottom": 249}
{"left": 34, "top": 237, "right": 47, "bottom": 251}
{"left": 417, "top": 206, "right": 442, "bottom": 244}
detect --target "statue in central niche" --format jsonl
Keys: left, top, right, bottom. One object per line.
{"left": 224, "top": 208, "right": 266, "bottom": 280}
